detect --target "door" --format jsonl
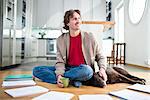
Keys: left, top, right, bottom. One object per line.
{"left": 2, "top": 0, "right": 14, "bottom": 67}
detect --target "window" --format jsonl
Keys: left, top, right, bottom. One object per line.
{"left": 129, "top": 0, "right": 147, "bottom": 24}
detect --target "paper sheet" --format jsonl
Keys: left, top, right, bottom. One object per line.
{"left": 109, "top": 89, "right": 150, "bottom": 100}
{"left": 32, "top": 91, "right": 74, "bottom": 100}
{"left": 5, "top": 86, "right": 49, "bottom": 97}
{"left": 127, "top": 84, "right": 150, "bottom": 93}
{"left": 2, "top": 80, "right": 36, "bottom": 88}
{"left": 79, "top": 94, "right": 112, "bottom": 100}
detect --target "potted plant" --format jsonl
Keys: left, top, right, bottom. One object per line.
{"left": 38, "top": 32, "right": 46, "bottom": 38}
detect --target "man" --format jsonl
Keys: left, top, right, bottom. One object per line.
{"left": 33, "top": 9, "right": 107, "bottom": 88}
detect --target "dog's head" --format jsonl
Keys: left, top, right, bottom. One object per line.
{"left": 92, "top": 72, "right": 106, "bottom": 88}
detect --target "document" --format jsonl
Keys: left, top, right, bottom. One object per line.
{"left": 33, "top": 91, "right": 74, "bottom": 100}
{"left": 109, "top": 89, "right": 150, "bottom": 100}
{"left": 5, "top": 86, "right": 49, "bottom": 98}
{"left": 127, "top": 84, "right": 150, "bottom": 93}
{"left": 79, "top": 94, "right": 112, "bottom": 100}
{"left": 2, "top": 80, "right": 36, "bottom": 88}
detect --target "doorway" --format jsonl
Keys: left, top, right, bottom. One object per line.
{"left": 114, "top": 0, "right": 124, "bottom": 43}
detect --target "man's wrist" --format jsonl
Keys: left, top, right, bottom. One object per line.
{"left": 57, "top": 74, "right": 62, "bottom": 78}
{"left": 100, "top": 67, "right": 106, "bottom": 71}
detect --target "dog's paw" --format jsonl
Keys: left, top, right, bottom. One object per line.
{"left": 141, "top": 78, "right": 146, "bottom": 82}
{"left": 136, "top": 80, "right": 146, "bottom": 85}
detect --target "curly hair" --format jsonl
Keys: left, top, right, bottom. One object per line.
{"left": 63, "top": 9, "right": 81, "bottom": 30}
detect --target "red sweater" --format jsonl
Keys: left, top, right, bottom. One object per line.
{"left": 68, "top": 33, "right": 85, "bottom": 66}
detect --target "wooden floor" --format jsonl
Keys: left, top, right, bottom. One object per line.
{"left": 0, "top": 62, "right": 150, "bottom": 100}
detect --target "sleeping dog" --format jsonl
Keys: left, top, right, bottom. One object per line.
{"left": 84, "top": 67, "right": 146, "bottom": 88}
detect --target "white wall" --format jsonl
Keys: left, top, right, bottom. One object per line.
{"left": 125, "top": 0, "right": 150, "bottom": 67}
{"left": 147, "top": 0, "right": 150, "bottom": 66}
{"left": 112, "top": 0, "right": 150, "bottom": 67}
{"left": 32, "top": 0, "right": 64, "bottom": 28}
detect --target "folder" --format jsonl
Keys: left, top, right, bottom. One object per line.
{"left": 4, "top": 74, "right": 33, "bottom": 81}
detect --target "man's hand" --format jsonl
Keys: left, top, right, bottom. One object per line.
{"left": 98, "top": 68, "right": 107, "bottom": 85}
{"left": 57, "top": 75, "right": 64, "bottom": 88}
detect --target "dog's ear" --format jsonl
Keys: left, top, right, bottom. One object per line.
{"left": 84, "top": 72, "right": 106, "bottom": 88}
{"left": 92, "top": 72, "right": 106, "bottom": 88}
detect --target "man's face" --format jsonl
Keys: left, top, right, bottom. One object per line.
{"left": 68, "top": 12, "right": 81, "bottom": 31}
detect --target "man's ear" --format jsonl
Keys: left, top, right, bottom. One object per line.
{"left": 67, "top": 23, "right": 70, "bottom": 26}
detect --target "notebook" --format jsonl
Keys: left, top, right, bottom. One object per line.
{"left": 5, "top": 86, "right": 49, "bottom": 98}
{"left": 109, "top": 89, "right": 150, "bottom": 100}
{"left": 2, "top": 80, "right": 36, "bottom": 88}
{"left": 33, "top": 91, "right": 74, "bottom": 100}
{"left": 127, "top": 84, "right": 150, "bottom": 94}
{"left": 79, "top": 94, "right": 112, "bottom": 100}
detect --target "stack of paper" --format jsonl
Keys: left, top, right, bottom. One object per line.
{"left": 5, "top": 86, "right": 49, "bottom": 98}
{"left": 2, "top": 80, "right": 36, "bottom": 88}
{"left": 33, "top": 91, "right": 74, "bottom": 100}
{"left": 127, "top": 84, "right": 150, "bottom": 94}
{"left": 109, "top": 89, "right": 150, "bottom": 100}
{"left": 79, "top": 94, "right": 112, "bottom": 100}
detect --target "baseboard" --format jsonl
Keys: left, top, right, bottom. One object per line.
{"left": 0, "top": 64, "right": 20, "bottom": 70}
{"left": 126, "top": 63, "right": 150, "bottom": 70}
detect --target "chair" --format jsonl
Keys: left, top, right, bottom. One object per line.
{"left": 107, "top": 43, "right": 126, "bottom": 65}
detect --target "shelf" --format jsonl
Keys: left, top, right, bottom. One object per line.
{"left": 82, "top": 21, "right": 115, "bottom": 32}
{"left": 82, "top": 21, "right": 115, "bottom": 25}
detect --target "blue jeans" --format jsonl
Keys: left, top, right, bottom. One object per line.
{"left": 33, "top": 64, "right": 93, "bottom": 84}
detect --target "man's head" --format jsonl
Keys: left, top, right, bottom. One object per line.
{"left": 63, "top": 9, "right": 81, "bottom": 31}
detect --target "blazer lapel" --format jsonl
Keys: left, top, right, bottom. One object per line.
{"left": 66, "top": 33, "right": 70, "bottom": 59}
{"left": 81, "top": 31, "right": 88, "bottom": 65}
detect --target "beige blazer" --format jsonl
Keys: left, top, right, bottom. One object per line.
{"left": 55, "top": 31, "right": 107, "bottom": 76}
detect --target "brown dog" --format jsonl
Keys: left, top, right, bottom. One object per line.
{"left": 84, "top": 67, "right": 146, "bottom": 88}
